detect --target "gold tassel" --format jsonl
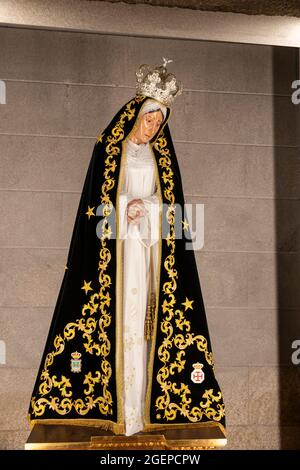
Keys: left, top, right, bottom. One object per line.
{"left": 150, "top": 291, "right": 156, "bottom": 327}
{"left": 144, "top": 302, "right": 153, "bottom": 340}
{"left": 144, "top": 244, "right": 156, "bottom": 341}
{"left": 144, "top": 292, "right": 156, "bottom": 340}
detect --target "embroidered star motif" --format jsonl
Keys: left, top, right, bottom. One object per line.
{"left": 64, "top": 265, "right": 68, "bottom": 271}
{"left": 97, "top": 133, "right": 104, "bottom": 143}
{"left": 182, "top": 219, "right": 189, "bottom": 230}
{"left": 85, "top": 206, "right": 95, "bottom": 220}
{"left": 81, "top": 280, "right": 93, "bottom": 295}
{"left": 181, "top": 296, "right": 194, "bottom": 311}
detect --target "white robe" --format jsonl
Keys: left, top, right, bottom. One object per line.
{"left": 119, "top": 138, "right": 160, "bottom": 436}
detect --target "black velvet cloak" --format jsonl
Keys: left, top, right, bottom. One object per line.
{"left": 27, "top": 94, "right": 226, "bottom": 436}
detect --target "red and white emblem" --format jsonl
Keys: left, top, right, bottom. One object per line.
{"left": 191, "top": 362, "right": 205, "bottom": 384}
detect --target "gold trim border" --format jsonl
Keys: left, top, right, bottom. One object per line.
{"left": 115, "top": 137, "right": 127, "bottom": 432}
{"left": 143, "top": 106, "right": 171, "bottom": 429}
{"left": 143, "top": 419, "right": 227, "bottom": 438}
{"left": 25, "top": 432, "right": 227, "bottom": 451}
{"left": 27, "top": 416, "right": 124, "bottom": 434}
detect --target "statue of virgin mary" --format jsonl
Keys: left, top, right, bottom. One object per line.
{"left": 27, "top": 59, "right": 226, "bottom": 438}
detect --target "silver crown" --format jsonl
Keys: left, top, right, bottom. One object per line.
{"left": 135, "top": 57, "right": 183, "bottom": 107}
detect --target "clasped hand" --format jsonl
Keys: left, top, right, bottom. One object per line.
{"left": 126, "top": 199, "right": 147, "bottom": 224}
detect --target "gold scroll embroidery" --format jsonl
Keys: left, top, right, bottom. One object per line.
{"left": 144, "top": 131, "right": 225, "bottom": 432}
{"left": 30, "top": 98, "right": 142, "bottom": 430}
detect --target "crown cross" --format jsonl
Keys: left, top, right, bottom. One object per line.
{"left": 162, "top": 57, "right": 173, "bottom": 67}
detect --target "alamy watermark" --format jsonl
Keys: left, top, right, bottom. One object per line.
{"left": 291, "top": 80, "right": 300, "bottom": 104}
{"left": 0, "top": 80, "right": 6, "bottom": 104}
{"left": 291, "top": 339, "right": 300, "bottom": 365}
{"left": 290, "top": 81, "right": 300, "bottom": 366}
{"left": 0, "top": 340, "right": 6, "bottom": 365}
{"left": 95, "top": 201, "right": 205, "bottom": 251}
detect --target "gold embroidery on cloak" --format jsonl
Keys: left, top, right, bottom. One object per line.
{"left": 143, "top": 131, "right": 226, "bottom": 436}
{"left": 28, "top": 98, "right": 142, "bottom": 434}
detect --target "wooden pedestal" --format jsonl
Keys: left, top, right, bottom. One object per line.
{"left": 25, "top": 424, "right": 227, "bottom": 450}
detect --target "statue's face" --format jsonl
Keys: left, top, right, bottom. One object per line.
{"left": 130, "top": 110, "right": 164, "bottom": 144}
